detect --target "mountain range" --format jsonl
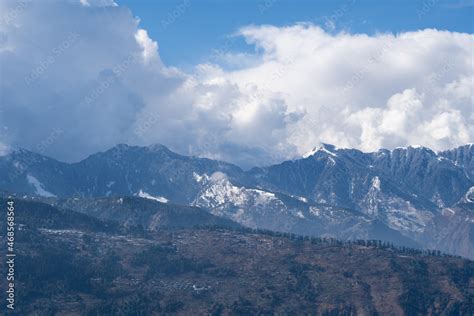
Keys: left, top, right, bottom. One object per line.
{"left": 1, "top": 143, "right": 473, "bottom": 258}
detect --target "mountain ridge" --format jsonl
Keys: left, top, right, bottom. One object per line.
{"left": 1, "top": 143, "right": 473, "bottom": 258}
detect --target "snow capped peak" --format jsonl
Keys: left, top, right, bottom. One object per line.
{"left": 302, "top": 148, "right": 318, "bottom": 158}
{"left": 303, "top": 143, "right": 338, "bottom": 158}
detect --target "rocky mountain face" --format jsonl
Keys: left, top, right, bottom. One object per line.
{"left": 191, "top": 171, "right": 419, "bottom": 248}
{"left": 439, "top": 143, "right": 474, "bottom": 181}
{"left": 1, "top": 143, "right": 473, "bottom": 258}
{"left": 250, "top": 144, "right": 473, "bottom": 210}
{"left": 252, "top": 144, "right": 474, "bottom": 259}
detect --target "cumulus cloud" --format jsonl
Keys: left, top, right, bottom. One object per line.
{"left": 221, "top": 25, "right": 473, "bottom": 155}
{"left": 134, "top": 29, "right": 160, "bottom": 64}
{"left": 0, "top": 0, "right": 179, "bottom": 161}
{"left": 0, "top": 1, "right": 472, "bottom": 168}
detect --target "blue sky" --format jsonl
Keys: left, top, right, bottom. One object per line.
{"left": 117, "top": 0, "right": 474, "bottom": 67}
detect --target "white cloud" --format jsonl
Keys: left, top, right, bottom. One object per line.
{"left": 0, "top": 2, "right": 472, "bottom": 168}
{"left": 79, "top": 0, "right": 117, "bottom": 7}
{"left": 134, "top": 29, "right": 160, "bottom": 64}
{"left": 216, "top": 25, "right": 473, "bottom": 156}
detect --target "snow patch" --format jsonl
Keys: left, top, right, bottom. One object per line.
{"left": 371, "top": 176, "right": 381, "bottom": 190}
{"left": 26, "top": 175, "right": 56, "bottom": 197}
{"left": 442, "top": 208, "right": 456, "bottom": 216}
{"left": 137, "top": 190, "right": 168, "bottom": 203}
{"left": 463, "top": 187, "right": 474, "bottom": 203}
{"left": 309, "top": 206, "right": 320, "bottom": 217}
{"left": 386, "top": 206, "right": 431, "bottom": 233}
{"left": 432, "top": 192, "right": 446, "bottom": 208}
{"left": 193, "top": 172, "right": 209, "bottom": 183}
{"left": 295, "top": 211, "right": 305, "bottom": 219}
{"left": 295, "top": 196, "right": 308, "bottom": 203}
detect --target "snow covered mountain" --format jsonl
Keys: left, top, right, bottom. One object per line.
{"left": 191, "top": 171, "right": 418, "bottom": 247}
{"left": 249, "top": 143, "right": 474, "bottom": 258}
{"left": 0, "top": 143, "right": 473, "bottom": 258}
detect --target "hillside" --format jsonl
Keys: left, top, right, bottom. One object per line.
{"left": 3, "top": 226, "right": 472, "bottom": 315}
{"left": 0, "top": 195, "right": 472, "bottom": 315}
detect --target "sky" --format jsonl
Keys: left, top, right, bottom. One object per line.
{"left": 118, "top": 0, "right": 474, "bottom": 67}
{"left": 0, "top": 0, "right": 473, "bottom": 168}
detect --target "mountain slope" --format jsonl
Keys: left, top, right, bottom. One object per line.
{"left": 192, "top": 171, "right": 420, "bottom": 248}
{"left": 0, "top": 143, "right": 473, "bottom": 258}
{"left": 53, "top": 196, "right": 241, "bottom": 231}
{"left": 0, "top": 197, "right": 118, "bottom": 233}
{"left": 439, "top": 143, "right": 474, "bottom": 181}
{"left": 248, "top": 144, "right": 474, "bottom": 258}
{"left": 3, "top": 226, "right": 472, "bottom": 315}
{"left": 1, "top": 193, "right": 241, "bottom": 232}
